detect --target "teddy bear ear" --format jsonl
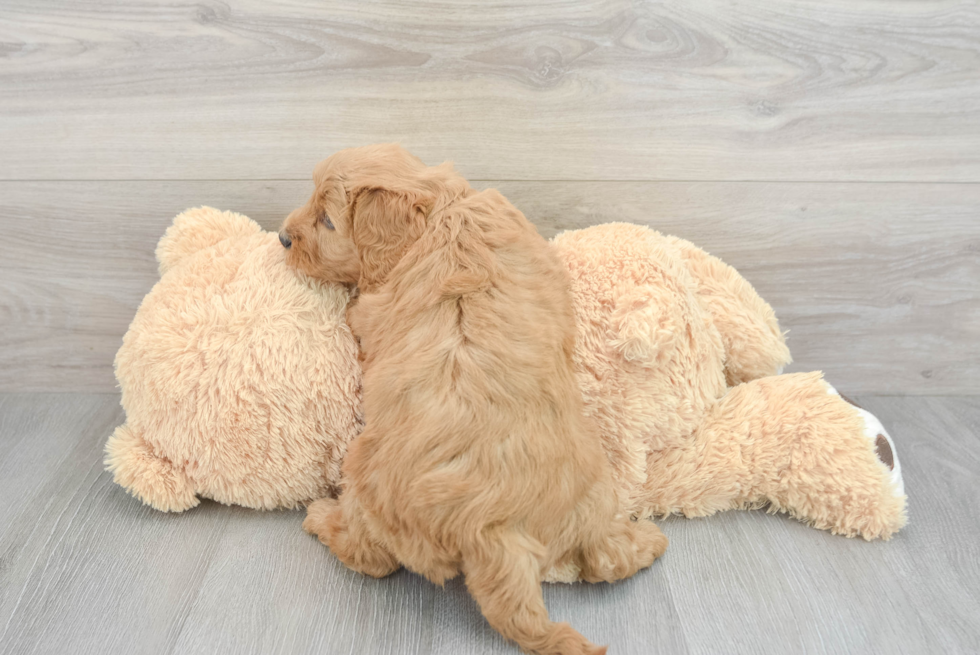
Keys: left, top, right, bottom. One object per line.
{"left": 155, "top": 207, "right": 263, "bottom": 275}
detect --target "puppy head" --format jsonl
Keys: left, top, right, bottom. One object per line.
{"left": 278, "top": 162, "right": 360, "bottom": 286}
{"left": 280, "top": 144, "right": 463, "bottom": 290}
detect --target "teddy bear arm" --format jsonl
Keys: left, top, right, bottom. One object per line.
{"left": 104, "top": 424, "right": 199, "bottom": 512}
{"left": 666, "top": 236, "right": 791, "bottom": 385}
{"left": 644, "top": 372, "right": 906, "bottom": 539}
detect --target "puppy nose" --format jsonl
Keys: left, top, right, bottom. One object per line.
{"left": 279, "top": 231, "right": 292, "bottom": 249}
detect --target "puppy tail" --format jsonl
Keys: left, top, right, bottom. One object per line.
{"left": 463, "top": 530, "right": 606, "bottom": 655}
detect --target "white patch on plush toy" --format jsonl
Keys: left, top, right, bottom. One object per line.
{"left": 823, "top": 382, "right": 904, "bottom": 498}
{"left": 855, "top": 407, "right": 904, "bottom": 497}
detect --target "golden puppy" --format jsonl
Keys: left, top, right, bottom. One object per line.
{"left": 281, "top": 144, "right": 668, "bottom": 655}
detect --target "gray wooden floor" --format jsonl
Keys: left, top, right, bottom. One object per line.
{"left": 0, "top": 394, "right": 978, "bottom": 654}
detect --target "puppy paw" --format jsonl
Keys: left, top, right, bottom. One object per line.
{"left": 578, "top": 517, "right": 668, "bottom": 583}
{"left": 303, "top": 496, "right": 399, "bottom": 577}
{"left": 303, "top": 497, "right": 339, "bottom": 539}
{"left": 633, "top": 519, "right": 669, "bottom": 569}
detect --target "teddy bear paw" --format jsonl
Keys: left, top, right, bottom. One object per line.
{"left": 824, "top": 383, "right": 905, "bottom": 498}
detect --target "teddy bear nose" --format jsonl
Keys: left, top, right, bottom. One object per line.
{"left": 279, "top": 231, "right": 292, "bottom": 249}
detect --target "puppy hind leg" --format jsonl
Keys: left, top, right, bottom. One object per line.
{"left": 463, "top": 531, "right": 606, "bottom": 655}
{"left": 574, "top": 487, "right": 668, "bottom": 583}
{"left": 303, "top": 495, "right": 400, "bottom": 578}
{"left": 577, "top": 515, "right": 668, "bottom": 583}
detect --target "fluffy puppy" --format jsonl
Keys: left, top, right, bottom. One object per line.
{"left": 281, "top": 144, "right": 668, "bottom": 655}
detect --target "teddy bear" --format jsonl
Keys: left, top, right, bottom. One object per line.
{"left": 104, "top": 207, "right": 363, "bottom": 512}
{"left": 106, "top": 208, "right": 906, "bottom": 563}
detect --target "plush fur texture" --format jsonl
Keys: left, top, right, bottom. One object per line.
{"left": 282, "top": 144, "right": 667, "bottom": 655}
{"left": 545, "top": 223, "right": 906, "bottom": 584}
{"left": 105, "top": 207, "right": 362, "bottom": 511}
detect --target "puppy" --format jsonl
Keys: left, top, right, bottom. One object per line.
{"left": 281, "top": 144, "right": 668, "bottom": 655}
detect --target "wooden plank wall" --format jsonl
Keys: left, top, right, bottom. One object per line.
{"left": 1, "top": 0, "right": 978, "bottom": 393}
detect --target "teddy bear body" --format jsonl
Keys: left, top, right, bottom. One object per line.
{"left": 556, "top": 224, "right": 904, "bottom": 528}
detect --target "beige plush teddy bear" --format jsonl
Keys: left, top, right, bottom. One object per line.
{"left": 105, "top": 207, "right": 362, "bottom": 512}
{"left": 106, "top": 208, "right": 906, "bottom": 557}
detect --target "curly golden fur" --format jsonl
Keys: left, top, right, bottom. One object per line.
{"left": 281, "top": 144, "right": 668, "bottom": 655}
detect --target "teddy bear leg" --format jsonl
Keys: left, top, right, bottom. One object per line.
{"left": 666, "top": 236, "right": 792, "bottom": 384}
{"left": 103, "top": 424, "right": 199, "bottom": 512}
{"left": 823, "top": 382, "right": 905, "bottom": 497}
{"left": 735, "top": 374, "right": 906, "bottom": 538}
{"left": 303, "top": 495, "right": 400, "bottom": 578}
{"left": 644, "top": 373, "right": 907, "bottom": 539}
{"left": 777, "top": 377, "right": 908, "bottom": 539}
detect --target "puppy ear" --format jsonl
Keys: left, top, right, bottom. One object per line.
{"left": 350, "top": 188, "right": 432, "bottom": 290}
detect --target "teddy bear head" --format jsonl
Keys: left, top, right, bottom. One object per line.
{"left": 106, "top": 207, "right": 363, "bottom": 512}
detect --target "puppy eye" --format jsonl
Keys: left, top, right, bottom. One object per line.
{"left": 320, "top": 214, "right": 335, "bottom": 230}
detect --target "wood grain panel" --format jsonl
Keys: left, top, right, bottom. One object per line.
{"left": 2, "top": 180, "right": 977, "bottom": 394}
{"left": 1, "top": 0, "right": 978, "bottom": 181}
{"left": 0, "top": 394, "right": 233, "bottom": 655}
{"left": 1, "top": 394, "right": 978, "bottom": 653}
{"left": 167, "top": 511, "right": 687, "bottom": 655}
{"left": 510, "top": 181, "right": 980, "bottom": 395}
